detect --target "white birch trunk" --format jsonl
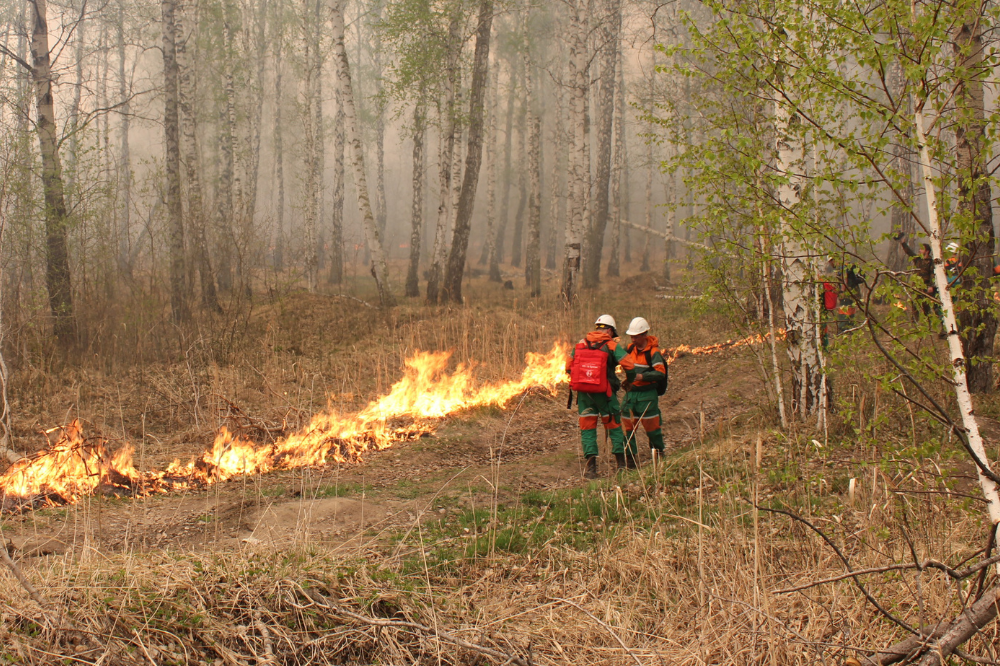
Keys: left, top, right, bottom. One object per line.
{"left": 116, "top": 0, "right": 132, "bottom": 274}
{"left": 560, "top": 0, "right": 587, "bottom": 303}
{"left": 177, "top": 0, "right": 218, "bottom": 310}
{"left": 524, "top": 47, "right": 541, "bottom": 297}
{"left": 480, "top": 64, "right": 499, "bottom": 271}
{"left": 426, "top": 14, "right": 459, "bottom": 304}
{"left": 775, "top": 98, "right": 822, "bottom": 416}
{"left": 914, "top": 108, "right": 1000, "bottom": 525}
{"left": 329, "top": 0, "right": 394, "bottom": 307}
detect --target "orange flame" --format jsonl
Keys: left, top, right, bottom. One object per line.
{"left": 667, "top": 331, "right": 778, "bottom": 361}
{"left": 0, "top": 333, "right": 770, "bottom": 511}
{"left": 0, "top": 343, "right": 571, "bottom": 510}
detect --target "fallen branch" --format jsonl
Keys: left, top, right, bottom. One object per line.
{"left": 915, "top": 585, "right": 1000, "bottom": 666}
{"left": 774, "top": 554, "right": 1000, "bottom": 595}
{"left": 292, "top": 583, "right": 529, "bottom": 666}
{"left": 620, "top": 220, "right": 710, "bottom": 250}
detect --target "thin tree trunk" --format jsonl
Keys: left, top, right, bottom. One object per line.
{"left": 953, "top": 9, "right": 996, "bottom": 394}
{"left": 884, "top": 54, "right": 914, "bottom": 273}
{"left": 582, "top": 0, "right": 620, "bottom": 288}
{"left": 493, "top": 59, "right": 516, "bottom": 272}
{"left": 161, "top": 0, "right": 188, "bottom": 322}
{"left": 177, "top": 0, "right": 219, "bottom": 312}
{"left": 510, "top": 95, "right": 527, "bottom": 269}
{"left": 775, "top": 99, "right": 822, "bottom": 416}
{"left": 405, "top": 102, "right": 426, "bottom": 297}
{"left": 640, "top": 118, "right": 652, "bottom": 273}
{"left": 245, "top": 0, "right": 267, "bottom": 231}
{"left": 915, "top": 105, "right": 1000, "bottom": 522}
{"left": 301, "top": 0, "right": 318, "bottom": 292}
{"left": 31, "top": 0, "right": 75, "bottom": 342}
{"left": 479, "top": 63, "right": 499, "bottom": 270}
{"left": 606, "top": 40, "right": 623, "bottom": 278}
{"left": 546, "top": 60, "right": 565, "bottom": 273}
{"left": 426, "top": 12, "right": 460, "bottom": 304}
{"left": 215, "top": 14, "right": 237, "bottom": 292}
{"left": 273, "top": 34, "right": 285, "bottom": 271}
{"left": 442, "top": 0, "right": 494, "bottom": 303}
{"left": 663, "top": 153, "right": 675, "bottom": 282}
{"left": 561, "top": 0, "right": 587, "bottom": 303}
{"left": 524, "top": 54, "right": 541, "bottom": 298}
{"left": 329, "top": 0, "right": 394, "bottom": 307}
{"left": 66, "top": 11, "right": 85, "bottom": 205}
{"left": 116, "top": 0, "right": 132, "bottom": 276}
{"left": 329, "top": 75, "right": 345, "bottom": 284}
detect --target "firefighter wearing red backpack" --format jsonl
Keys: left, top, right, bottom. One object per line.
{"left": 566, "top": 314, "right": 633, "bottom": 479}
{"left": 621, "top": 317, "right": 667, "bottom": 467}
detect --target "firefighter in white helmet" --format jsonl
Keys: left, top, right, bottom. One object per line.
{"left": 566, "top": 314, "right": 632, "bottom": 479}
{"left": 620, "top": 317, "right": 668, "bottom": 467}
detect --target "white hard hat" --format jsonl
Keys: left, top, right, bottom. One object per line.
{"left": 594, "top": 314, "right": 617, "bottom": 329}
{"left": 626, "top": 317, "right": 650, "bottom": 335}
{"left": 946, "top": 242, "right": 960, "bottom": 253}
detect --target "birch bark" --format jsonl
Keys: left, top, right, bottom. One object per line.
{"left": 561, "top": 0, "right": 587, "bottom": 303}
{"left": 161, "top": 0, "right": 188, "bottom": 322}
{"left": 329, "top": 75, "right": 345, "bottom": 284}
{"left": 583, "top": 0, "right": 620, "bottom": 288}
{"left": 953, "top": 8, "right": 996, "bottom": 394}
{"left": 30, "top": 0, "right": 75, "bottom": 342}
{"left": 914, "top": 108, "right": 1000, "bottom": 525}
{"left": 405, "top": 103, "right": 426, "bottom": 298}
{"left": 177, "top": 0, "right": 219, "bottom": 311}
{"left": 774, "top": 98, "right": 822, "bottom": 415}
{"left": 425, "top": 11, "right": 460, "bottom": 304}
{"left": 522, "top": 35, "right": 541, "bottom": 296}
{"left": 116, "top": 0, "right": 132, "bottom": 274}
{"left": 329, "top": 0, "right": 394, "bottom": 307}
{"left": 606, "top": 42, "right": 623, "bottom": 278}
{"left": 442, "top": 0, "right": 494, "bottom": 303}
{"left": 479, "top": 63, "right": 499, "bottom": 271}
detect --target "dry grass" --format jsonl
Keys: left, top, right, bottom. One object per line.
{"left": 1, "top": 427, "right": 996, "bottom": 665}
{"left": 1, "top": 271, "right": 997, "bottom": 664}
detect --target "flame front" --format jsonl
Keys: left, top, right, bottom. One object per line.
{"left": 0, "top": 342, "right": 571, "bottom": 510}
{"left": 0, "top": 334, "right": 769, "bottom": 511}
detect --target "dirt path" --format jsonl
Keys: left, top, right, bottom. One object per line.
{"left": 1, "top": 347, "right": 763, "bottom": 558}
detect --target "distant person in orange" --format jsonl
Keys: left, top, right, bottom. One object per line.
{"left": 566, "top": 315, "right": 631, "bottom": 479}
{"left": 620, "top": 317, "right": 668, "bottom": 468}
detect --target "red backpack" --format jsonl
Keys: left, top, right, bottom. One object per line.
{"left": 569, "top": 340, "right": 612, "bottom": 396}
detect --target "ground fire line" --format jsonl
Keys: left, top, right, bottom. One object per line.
{"left": 0, "top": 334, "right": 771, "bottom": 512}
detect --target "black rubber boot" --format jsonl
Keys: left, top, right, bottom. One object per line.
{"left": 614, "top": 452, "right": 626, "bottom": 471}
{"left": 584, "top": 455, "right": 599, "bottom": 479}
{"left": 625, "top": 452, "right": 639, "bottom": 469}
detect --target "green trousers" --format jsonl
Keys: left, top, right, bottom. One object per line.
{"left": 622, "top": 389, "right": 665, "bottom": 453}
{"left": 577, "top": 391, "right": 625, "bottom": 457}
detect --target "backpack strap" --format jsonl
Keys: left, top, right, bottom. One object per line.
{"left": 628, "top": 343, "right": 653, "bottom": 368}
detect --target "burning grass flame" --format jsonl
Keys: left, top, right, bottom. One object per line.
{"left": 0, "top": 334, "right": 772, "bottom": 511}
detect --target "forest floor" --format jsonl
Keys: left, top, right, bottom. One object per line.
{"left": 0, "top": 269, "right": 997, "bottom": 665}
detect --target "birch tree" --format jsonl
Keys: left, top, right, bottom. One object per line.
{"left": 405, "top": 101, "right": 426, "bottom": 297}
{"left": 329, "top": 0, "right": 394, "bottom": 307}
{"left": 582, "top": 0, "right": 620, "bottom": 288}
{"left": 560, "top": 0, "right": 587, "bottom": 303}
{"left": 162, "top": 0, "right": 189, "bottom": 322}
{"left": 425, "top": 10, "right": 460, "bottom": 304}
{"left": 952, "top": 4, "right": 996, "bottom": 394}
{"left": 177, "top": 0, "right": 220, "bottom": 311}
{"left": 442, "top": 0, "right": 494, "bottom": 303}
{"left": 28, "top": 0, "right": 76, "bottom": 342}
